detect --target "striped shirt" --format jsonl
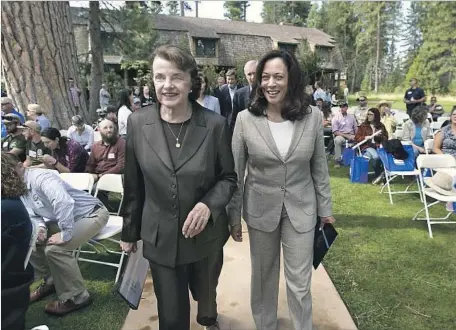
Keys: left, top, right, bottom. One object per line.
{"left": 20, "top": 168, "right": 102, "bottom": 242}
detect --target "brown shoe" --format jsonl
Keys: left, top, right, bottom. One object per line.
{"left": 44, "top": 296, "right": 93, "bottom": 316}
{"left": 30, "top": 282, "right": 56, "bottom": 303}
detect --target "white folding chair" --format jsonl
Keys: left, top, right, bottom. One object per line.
{"left": 413, "top": 154, "right": 456, "bottom": 238}
{"left": 59, "top": 129, "right": 68, "bottom": 137}
{"left": 75, "top": 174, "right": 126, "bottom": 283}
{"left": 94, "top": 131, "right": 102, "bottom": 142}
{"left": 378, "top": 144, "right": 423, "bottom": 204}
{"left": 394, "top": 129, "right": 404, "bottom": 140}
{"left": 24, "top": 218, "right": 40, "bottom": 269}
{"left": 424, "top": 139, "right": 434, "bottom": 155}
{"left": 437, "top": 116, "right": 450, "bottom": 123}
{"left": 59, "top": 173, "right": 95, "bottom": 192}
{"left": 430, "top": 121, "right": 443, "bottom": 135}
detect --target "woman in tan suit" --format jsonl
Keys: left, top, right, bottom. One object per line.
{"left": 227, "top": 50, "right": 335, "bottom": 330}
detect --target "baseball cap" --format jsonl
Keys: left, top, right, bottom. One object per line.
{"left": 17, "top": 120, "right": 41, "bottom": 133}
{"left": 2, "top": 113, "right": 21, "bottom": 123}
{"left": 356, "top": 96, "right": 367, "bottom": 102}
{"left": 133, "top": 97, "right": 141, "bottom": 104}
{"left": 1, "top": 97, "right": 13, "bottom": 105}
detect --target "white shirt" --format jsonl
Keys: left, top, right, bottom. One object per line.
{"left": 118, "top": 105, "right": 132, "bottom": 135}
{"left": 67, "top": 124, "right": 94, "bottom": 150}
{"left": 267, "top": 120, "right": 295, "bottom": 159}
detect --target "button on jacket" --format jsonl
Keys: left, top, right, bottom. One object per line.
{"left": 227, "top": 106, "right": 333, "bottom": 233}
{"left": 121, "top": 102, "right": 237, "bottom": 267}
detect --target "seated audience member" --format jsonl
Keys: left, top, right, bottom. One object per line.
{"left": 19, "top": 121, "right": 51, "bottom": 167}
{"left": 377, "top": 100, "right": 397, "bottom": 138}
{"left": 316, "top": 97, "right": 324, "bottom": 110}
{"left": 1, "top": 114, "right": 26, "bottom": 161}
{"left": 196, "top": 73, "right": 221, "bottom": 114}
{"left": 67, "top": 115, "right": 94, "bottom": 151}
{"left": 402, "top": 105, "right": 432, "bottom": 158}
{"left": 40, "top": 128, "right": 89, "bottom": 173}
{"left": 85, "top": 119, "right": 125, "bottom": 181}
{"left": 132, "top": 97, "right": 141, "bottom": 112}
{"left": 433, "top": 107, "right": 456, "bottom": 157}
{"left": 427, "top": 96, "right": 444, "bottom": 121}
{"left": 1, "top": 154, "right": 34, "bottom": 330}
{"left": 26, "top": 104, "right": 50, "bottom": 131}
{"left": 106, "top": 105, "right": 118, "bottom": 125}
{"left": 355, "top": 96, "right": 369, "bottom": 125}
{"left": 321, "top": 103, "right": 334, "bottom": 151}
{"left": 140, "top": 85, "right": 154, "bottom": 107}
{"left": 332, "top": 102, "right": 358, "bottom": 167}
{"left": 354, "top": 108, "right": 389, "bottom": 183}
{"left": 1, "top": 97, "right": 25, "bottom": 138}
{"left": 1, "top": 153, "right": 109, "bottom": 316}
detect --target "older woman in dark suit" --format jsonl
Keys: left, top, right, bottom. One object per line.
{"left": 228, "top": 50, "right": 335, "bottom": 330}
{"left": 120, "top": 45, "right": 237, "bottom": 330}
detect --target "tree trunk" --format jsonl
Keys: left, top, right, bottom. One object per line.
{"left": 1, "top": 1, "right": 87, "bottom": 129}
{"left": 180, "top": 1, "right": 185, "bottom": 16}
{"left": 374, "top": 6, "right": 381, "bottom": 93}
{"left": 195, "top": 1, "right": 198, "bottom": 17}
{"left": 89, "top": 1, "right": 104, "bottom": 123}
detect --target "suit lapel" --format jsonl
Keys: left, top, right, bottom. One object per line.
{"left": 174, "top": 103, "right": 209, "bottom": 171}
{"left": 283, "top": 114, "right": 308, "bottom": 161}
{"left": 142, "top": 104, "right": 173, "bottom": 171}
{"left": 252, "top": 115, "right": 283, "bottom": 161}
{"left": 243, "top": 88, "right": 250, "bottom": 110}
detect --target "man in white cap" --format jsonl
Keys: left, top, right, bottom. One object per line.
{"left": 1, "top": 97, "right": 25, "bottom": 138}
{"left": 26, "top": 104, "right": 51, "bottom": 132}
{"left": 19, "top": 120, "right": 51, "bottom": 167}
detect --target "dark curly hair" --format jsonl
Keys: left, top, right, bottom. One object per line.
{"left": 1, "top": 152, "right": 27, "bottom": 198}
{"left": 41, "top": 127, "right": 69, "bottom": 151}
{"left": 150, "top": 44, "right": 202, "bottom": 103}
{"left": 249, "top": 49, "right": 311, "bottom": 121}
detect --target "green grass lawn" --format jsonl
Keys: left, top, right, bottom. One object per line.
{"left": 325, "top": 163, "right": 456, "bottom": 330}
{"left": 348, "top": 94, "right": 455, "bottom": 114}
{"left": 25, "top": 166, "right": 456, "bottom": 330}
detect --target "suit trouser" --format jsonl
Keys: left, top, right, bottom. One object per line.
{"left": 30, "top": 206, "right": 109, "bottom": 301}
{"left": 248, "top": 206, "right": 315, "bottom": 330}
{"left": 149, "top": 249, "right": 223, "bottom": 330}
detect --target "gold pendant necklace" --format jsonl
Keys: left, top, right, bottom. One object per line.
{"left": 166, "top": 121, "right": 185, "bottom": 148}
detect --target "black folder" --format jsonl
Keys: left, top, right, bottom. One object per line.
{"left": 313, "top": 217, "right": 338, "bottom": 269}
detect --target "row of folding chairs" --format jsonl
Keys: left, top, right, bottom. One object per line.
{"left": 59, "top": 173, "right": 126, "bottom": 283}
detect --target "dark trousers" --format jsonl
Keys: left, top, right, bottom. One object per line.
{"left": 149, "top": 249, "right": 223, "bottom": 330}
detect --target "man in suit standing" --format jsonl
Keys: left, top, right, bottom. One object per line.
{"left": 230, "top": 60, "right": 257, "bottom": 132}
{"left": 218, "top": 69, "right": 243, "bottom": 125}
{"left": 212, "top": 76, "right": 226, "bottom": 99}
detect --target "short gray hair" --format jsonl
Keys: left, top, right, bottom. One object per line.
{"left": 410, "top": 105, "right": 428, "bottom": 124}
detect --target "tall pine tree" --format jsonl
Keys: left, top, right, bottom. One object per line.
{"left": 223, "top": 1, "right": 249, "bottom": 21}
{"left": 262, "top": 1, "right": 311, "bottom": 26}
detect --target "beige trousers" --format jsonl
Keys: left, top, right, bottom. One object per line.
{"left": 30, "top": 206, "right": 109, "bottom": 301}
{"left": 248, "top": 206, "right": 315, "bottom": 330}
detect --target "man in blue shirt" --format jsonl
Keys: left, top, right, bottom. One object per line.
{"left": 403, "top": 78, "right": 426, "bottom": 118}
{"left": 1, "top": 97, "right": 25, "bottom": 138}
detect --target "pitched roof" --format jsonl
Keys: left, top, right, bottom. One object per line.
{"left": 154, "top": 15, "right": 336, "bottom": 47}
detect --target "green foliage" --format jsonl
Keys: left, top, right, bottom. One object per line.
{"left": 201, "top": 65, "right": 219, "bottom": 86}
{"left": 166, "top": 1, "right": 179, "bottom": 15}
{"left": 262, "top": 1, "right": 311, "bottom": 26}
{"left": 233, "top": 57, "right": 249, "bottom": 85}
{"left": 223, "top": 1, "right": 249, "bottom": 21}
{"left": 296, "top": 41, "right": 323, "bottom": 86}
{"left": 147, "top": 1, "right": 163, "bottom": 14}
{"left": 102, "top": 3, "right": 157, "bottom": 61}
{"left": 104, "top": 69, "right": 124, "bottom": 103}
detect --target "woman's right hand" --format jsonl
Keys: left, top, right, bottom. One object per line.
{"left": 230, "top": 224, "right": 243, "bottom": 242}
{"left": 120, "top": 241, "right": 137, "bottom": 253}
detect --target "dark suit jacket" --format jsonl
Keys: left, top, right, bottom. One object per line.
{"left": 230, "top": 86, "right": 251, "bottom": 132}
{"left": 121, "top": 102, "right": 237, "bottom": 267}
{"left": 218, "top": 84, "right": 243, "bottom": 120}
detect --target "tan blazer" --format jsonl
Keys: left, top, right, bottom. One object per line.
{"left": 227, "top": 106, "right": 333, "bottom": 233}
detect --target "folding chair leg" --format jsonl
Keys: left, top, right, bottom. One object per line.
{"left": 385, "top": 173, "right": 393, "bottom": 205}
{"left": 115, "top": 251, "right": 126, "bottom": 284}
{"left": 423, "top": 197, "right": 433, "bottom": 238}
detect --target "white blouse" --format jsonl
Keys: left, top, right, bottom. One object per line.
{"left": 267, "top": 120, "right": 295, "bottom": 159}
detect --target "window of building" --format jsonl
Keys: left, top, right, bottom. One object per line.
{"left": 278, "top": 43, "right": 297, "bottom": 54}
{"left": 100, "top": 31, "right": 119, "bottom": 55}
{"left": 316, "top": 46, "right": 331, "bottom": 63}
{"left": 194, "top": 38, "right": 217, "bottom": 57}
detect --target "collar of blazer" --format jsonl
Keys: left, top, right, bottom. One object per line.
{"left": 249, "top": 107, "right": 311, "bottom": 162}
{"left": 142, "top": 101, "right": 209, "bottom": 171}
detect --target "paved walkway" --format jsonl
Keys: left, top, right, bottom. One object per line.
{"left": 122, "top": 227, "right": 357, "bottom": 330}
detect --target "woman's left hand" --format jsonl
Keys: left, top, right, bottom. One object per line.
{"left": 182, "top": 202, "right": 211, "bottom": 238}
{"left": 320, "top": 216, "right": 336, "bottom": 230}
{"left": 42, "top": 154, "right": 57, "bottom": 167}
